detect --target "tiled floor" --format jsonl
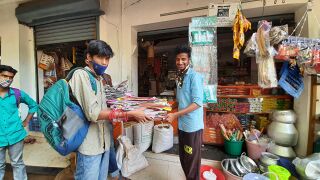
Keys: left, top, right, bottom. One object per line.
{"left": 5, "top": 132, "right": 70, "bottom": 168}
{"left": 128, "top": 152, "right": 222, "bottom": 180}
{"left": 3, "top": 132, "right": 223, "bottom": 180}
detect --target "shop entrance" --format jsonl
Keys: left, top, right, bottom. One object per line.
{"left": 136, "top": 13, "right": 296, "bottom": 160}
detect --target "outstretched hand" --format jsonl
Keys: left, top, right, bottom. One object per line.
{"left": 128, "top": 107, "right": 152, "bottom": 123}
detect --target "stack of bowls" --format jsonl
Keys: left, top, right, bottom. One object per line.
{"left": 267, "top": 110, "right": 298, "bottom": 158}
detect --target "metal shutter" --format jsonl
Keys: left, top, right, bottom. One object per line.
{"left": 35, "top": 17, "right": 97, "bottom": 46}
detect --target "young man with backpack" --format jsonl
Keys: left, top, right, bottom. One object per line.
{"left": 68, "top": 40, "right": 150, "bottom": 180}
{"left": 0, "top": 65, "right": 38, "bottom": 180}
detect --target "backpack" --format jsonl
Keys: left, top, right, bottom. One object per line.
{"left": 38, "top": 67, "right": 97, "bottom": 156}
{"left": 11, "top": 88, "right": 21, "bottom": 107}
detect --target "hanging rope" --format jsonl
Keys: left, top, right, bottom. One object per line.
{"left": 261, "top": 0, "right": 266, "bottom": 17}
{"left": 289, "top": 8, "right": 308, "bottom": 36}
{"left": 298, "top": 11, "right": 308, "bottom": 37}
{"left": 311, "top": 10, "right": 320, "bottom": 29}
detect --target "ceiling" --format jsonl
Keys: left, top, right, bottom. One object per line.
{"left": 0, "top": 0, "right": 31, "bottom": 5}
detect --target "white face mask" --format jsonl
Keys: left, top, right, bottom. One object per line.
{"left": 0, "top": 79, "right": 13, "bottom": 88}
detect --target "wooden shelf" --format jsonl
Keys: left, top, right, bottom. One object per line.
{"left": 216, "top": 95, "right": 292, "bottom": 99}
{"left": 205, "top": 110, "right": 269, "bottom": 114}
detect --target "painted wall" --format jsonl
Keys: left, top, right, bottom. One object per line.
{"left": 0, "top": 2, "right": 37, "bottom": 118}
{"left": 0, "top": 3, "right": 21, "bottom": 88}
{"left": 99, "top": 0, "right": 123, "bottom": 85}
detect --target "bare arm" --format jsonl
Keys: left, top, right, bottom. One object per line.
{"left": 97, "top": 108, "right": 151, "bottom": 123}
{"left": 166, "top": 103, "right": 200, "bottom": 123}
{"left": 23, "top": 113, "right": 35, "bottom": 127}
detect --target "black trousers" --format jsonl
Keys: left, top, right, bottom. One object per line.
{"left": 178, "top": 129, "right": 203, "bottom": 180}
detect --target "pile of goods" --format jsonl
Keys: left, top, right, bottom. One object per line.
{"left": 221, "top": 153, "right": 259, "bottom": 179}
{"left": 107, "top": 96, "right": 172, "bottom": 121}
{"left": 105, "top": 80, "right": 130, "bottom": 100}
{"left": 267, "top": 110, "right": 298, "bottom": 159}
{"left": 244, "top": 21, "right": 289, "bottom": 89}
{"left": 220, "top": 124, "right": 243, "bottom": 142}
{"left": 204, "top": 113, "right": 242, "bottom": 145}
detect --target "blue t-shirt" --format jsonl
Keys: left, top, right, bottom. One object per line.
{"left": 176, "top": 68, "right": 204, "bottom": 132}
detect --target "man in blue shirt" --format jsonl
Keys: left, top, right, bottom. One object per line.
{"left": 166, "top": 45, "right": 204, "bottom": 180}
{"left": 0, "top": 65, "right": 38, "bottom": 180}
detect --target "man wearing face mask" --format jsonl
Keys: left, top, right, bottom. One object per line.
{"left": 166, "top": 45, "right": 204, "bottom": 180}
{"left": 0, "top": 65, "right": 38, "bottom": 180}
{"left": 69, "top": 40, "right": 150, "bottom": 180}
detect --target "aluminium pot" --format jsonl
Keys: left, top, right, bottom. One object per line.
{"left": 268, "top": 144, "right": 296, "bottom": 158}
{"left": 260, "top": 152, "right": 280, "bottom": 166}
{"left": 267, "top": 121, "right": 298, "bottom": 146}
{"left": 271, "top": 110, "right": 296, "bottom": 124}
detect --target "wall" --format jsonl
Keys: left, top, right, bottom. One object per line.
{"left": 0, "top": 2, "right": 37, "bottom": 118}
{"left": 18, "top": 24, "right": 36, "bottom": 117}
{"left": 0, "top": 3, "right": 21, "bottom": 88}
{"left": 99, "top": 0, "right": 123, "bottom": 85}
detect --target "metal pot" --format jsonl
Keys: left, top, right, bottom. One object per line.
{"left": 221, "top": 159, "right": 242, "bottom": 180}
{"left": 239, "top": 153, "right": 259, "bottom": 173}
{"left": 260, "top": 152, "right": 280, "bottom": 166}
{"left": 271, "top": 110, "right": 296, "bottom": 123}
{"left": 235, "top": 158, "right": 249, "bottom": 176}
{"left": 230, "top": 159, "right": 241, "bottom": 177}
{"left": 267, "top": 121, "right": 298, "bottom": 146}
{"left": 268, "top": 144, "right": 296, "bottom": 158}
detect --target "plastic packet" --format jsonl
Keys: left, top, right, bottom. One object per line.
{"left": 293, "top": 153, "right": 320, "bottom": 179}
{"left": 244, "top": 33, "right": 257, "bottom": 57}
{"left": 270, "top": 25, "right": 288, "bottom": 45}
{"left": 257, "top": 55, "right": 278, "bottom": 88}
{"left": 256, "top": 20, "right": 272, "bottom": 59}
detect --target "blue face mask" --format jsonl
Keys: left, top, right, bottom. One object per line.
{"left": 91, "top": 61, "right": 108, "bottom": 75}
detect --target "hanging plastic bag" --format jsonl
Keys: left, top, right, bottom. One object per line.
{"left": 256, "top": 20, "right": 272, "bottom": 61}
{"left": 244, "top": 33, "right": 257, "bottom": 57}
{"left": 116, "top": 137, "right": 125, "bottom": 169}
{"left": 257, "top": 55, "right": 278, "bottom": 88}
{"left": 152, "top": 123, "right": 173, "bottom": 153}
{"left": 270, "top": 24, "right": 288, "bottom": 45}
{"left": 293, "top": 153, "right": 320, "bottom": 179}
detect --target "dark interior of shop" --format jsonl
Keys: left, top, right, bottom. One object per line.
{"left": 36, "top": 40, "right": 89, "bottom": 93}
{"left": 137, "top": 13, "right": 296, "bottom": 99}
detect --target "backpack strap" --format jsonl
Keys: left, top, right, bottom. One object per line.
{"left": 65, "top": 67, "right": 97, "bottom": 95}
{"left": 11, "top": 88, "right": 21, "bottom": 107}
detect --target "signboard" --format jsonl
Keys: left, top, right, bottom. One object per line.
{"left": 208, "top": 3, "right": 238, "bottom": 27}
{"left": 189, "top": 16, "right": 217, "bottom": 103}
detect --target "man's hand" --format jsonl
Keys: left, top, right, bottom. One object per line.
{"left": 23, "top": 120, "right": 29, "bottom": 127}
{"left": 128, "top": 108, "right": 152, "bottom": 123}
{"left": 166, "top": 113, "right": 178, "bottom": 123}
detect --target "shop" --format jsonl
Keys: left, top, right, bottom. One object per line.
{"left": 111, "top": 0, "right": 320, "bottom": 179}
{"left": 15, "top": 0, "right": 103, "bottom": 101}
{"left": 1, "top": 0, "right": 320, "bottom": 179}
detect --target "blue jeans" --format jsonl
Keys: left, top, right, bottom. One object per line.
{"left": 0, "top": 140, "right": 27, "bottom": 180}
{"left": 108, "top": 124, "right": 120, "bottom": 178}
{"left": 108, "top": 146, "right": 120, "bottom": 178}
{"left": 75, "top": 150, "right": 110, "bottom": 180}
